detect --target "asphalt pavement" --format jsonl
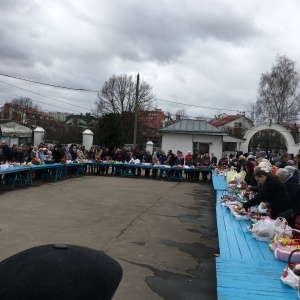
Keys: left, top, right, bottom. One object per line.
{"left": 0, "top": 174, "right": 219, "bottom": 300}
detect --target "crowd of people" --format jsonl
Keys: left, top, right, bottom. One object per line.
{"left": 1, "top": 140, "right": 300, "bottom": 176}
{"left": 0, "top": 141, "right": 216, "bottom": 180}
{"left": 226, "top": 150, "right": 300, "bottom": 227}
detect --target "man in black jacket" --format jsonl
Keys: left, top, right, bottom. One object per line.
{"left": 1, "top": 140, "right": 12, "bottom": 162}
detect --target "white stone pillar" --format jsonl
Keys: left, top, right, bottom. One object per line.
{"left": 146, "top": 141, "right": 154, "bottom": 154}
{"left": 82, "top": 129, "right": 94, "bottom": 150}
{"left": 33, "top": 127, "right": 45, "bottom": 146}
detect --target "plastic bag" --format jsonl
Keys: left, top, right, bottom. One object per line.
{"left": 274, "top": 217, "right": 293, "bottom": 238}
{"left": 281, "top": 266, "right": 299, "bottom": 289}
{"left": 257, "top": 202, "right": 269, "bottom": 214}
{"left": 251, "top": 218, "right": 275, "bottom": 238}
{"left": 236, "top": 171, "right": 246, "bottom": 181}
{"left": 226, "top": 170, "right": 237, "bottom": 183}
{"left": 281, "top": 249, "right": 300, "bottom": 289}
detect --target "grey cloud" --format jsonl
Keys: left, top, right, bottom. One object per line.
{"left": 97, "top": 1, "right": 260, "bottom": 63}
{"left": 0, "top": 0, "right": 299, "bottom": 118}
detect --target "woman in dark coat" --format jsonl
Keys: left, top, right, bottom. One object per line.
{"left": 244, "top": 160, "right": 257, "bottom": 187}
{"left": 238, "top": 169, "right": 291, "bottom": 219}
{"left": 52, "top": 145, "right": 62, "bottom": 163}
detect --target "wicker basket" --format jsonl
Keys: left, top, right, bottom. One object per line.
{"left": 274, "top": 229, "right": 300, "bottom": 263}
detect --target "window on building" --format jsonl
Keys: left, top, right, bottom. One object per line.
{"left": 192, "top": 143, "right": 210, "bottom": 154}
{"left": 234, "top": 122, "right": 242, "bottom": 128}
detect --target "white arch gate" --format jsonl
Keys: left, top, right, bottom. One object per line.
{"left": 240, "top": 119, "right": 300, "bottom": 155}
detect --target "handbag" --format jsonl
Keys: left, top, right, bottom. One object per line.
{"left": 31, "top": 157, "right": 40, "bottom": 165}
{"left": 273, "top": 229, "right": 300, "bottom": 263}
{"left": 281, "top": 249, "right": 300, "bottom": 289}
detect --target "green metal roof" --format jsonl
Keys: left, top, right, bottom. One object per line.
{"left": 159, "top": 119, "right": 226, "bottom": 135}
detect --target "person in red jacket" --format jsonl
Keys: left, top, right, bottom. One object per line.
{"left": 185, "top": 151, "right": 192, "bottom": 165}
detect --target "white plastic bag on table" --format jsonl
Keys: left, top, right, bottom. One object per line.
{"left": 281, "top": 249, "right": 300, "bottom": 289}
{"left": 251, "top": 218, "right": 275, "bottom": 238}
{"left": 281, "top": 266, "right": 299, "bottom": 289}
{"left": 274, "top": 217, "right": 293, "bottom": 238}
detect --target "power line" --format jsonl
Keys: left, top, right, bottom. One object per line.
{"left": 0, "top": 80, "right": 91, "bottom": 111}
{"left": 0, "top": 73, "right": 251, "bottom": 113}
{"left": 0, "top": 89, "right": 83, "bottom": 114}
{"left": 0, "top": 73, "right": 99, "bottom": 92}
{"left": 1, "top": 72, "right": 299, "bottom": 120}
{"left": 155, "top": 98, "right": 247, "bottom": 112}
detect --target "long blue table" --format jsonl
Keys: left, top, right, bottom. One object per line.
{"left": 0, "top": 166, "right": 32, "bottom": 187}
{"left": 1, "top": 162, "right": 213, "bottom": 185}
{"left": 215, "top": 178, "right": 296, "bottom": 299}
{"left": 91, "top": 162, "right": 211, "bottom": 181}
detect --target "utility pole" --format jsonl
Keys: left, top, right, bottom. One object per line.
{"left": 133, "top": 73, "right": 139, "bottom": 147}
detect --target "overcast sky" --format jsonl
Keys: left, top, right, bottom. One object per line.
{"left": 0, "top": 0, "right": 299, "bottom": 119}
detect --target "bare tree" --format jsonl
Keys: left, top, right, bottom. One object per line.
{"left": 256, "top": 54, "right": 300, "bottom": 124}
{"left": 94, "top": 74, "right": 154, "bottom": 143}
{"left": 244, "top": 102, "right": 256, "bottom": 123}
{"left": 175, "top": 108, "right": 188, "bottom": 121}
{"left": 10, "top": 97, "right": 41, "bottom": 111}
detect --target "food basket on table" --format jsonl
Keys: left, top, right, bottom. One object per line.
{"left": 281, "top": 249, "right": 300, "bottom": 289}
{"left": 220, "top": 188, "right": 236, "bottom": 206}
{"left": 249, "top": 202, "right": 270, "bottom": 228}
{"left": 229, "top": 204, "right": 250, "bottom": 221}
{"left": 272, "top": 229, "right": 300, "bottom": 263}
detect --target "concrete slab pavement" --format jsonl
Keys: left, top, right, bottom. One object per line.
{"left": 0, "top": 175, "right": 219, "bottom": 300}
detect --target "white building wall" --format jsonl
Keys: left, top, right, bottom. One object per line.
{"left": 161, "top": 133, "right": 223, "bottom": 161}
{"left": 49, "top": 112, "right": 70, "bottom": 122}
{"left": 192, "top": 134, "right": 223, "bottom": 161}
{"left": 161, "top": 134, "right": 193, "bottom": 155}
{"left": 221, "top": 116, "right": 252, "bottom": 131}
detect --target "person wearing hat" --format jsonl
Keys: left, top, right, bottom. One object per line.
{"left": 275, "top": 168, "right": 289, "bottom": 182}
{"left": 228, "top": 157, "right": 240, "bottom": 171}
{"left": 285, "top": 166, "right": 300, "bottom": 179}
{"left": 0, "top": 244, "right": 122, "bottom": 300}
{"left": 287, "top": 159, "right": 296, "bottom": 167}
{"left": 275, "top": 153, "right": 290, "bottom": 168}
{"left": 52, "top": 145, "right": 62, "bottom": 163}
{"left": 237, "top": 169, "right": 291, "bottom": 220}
